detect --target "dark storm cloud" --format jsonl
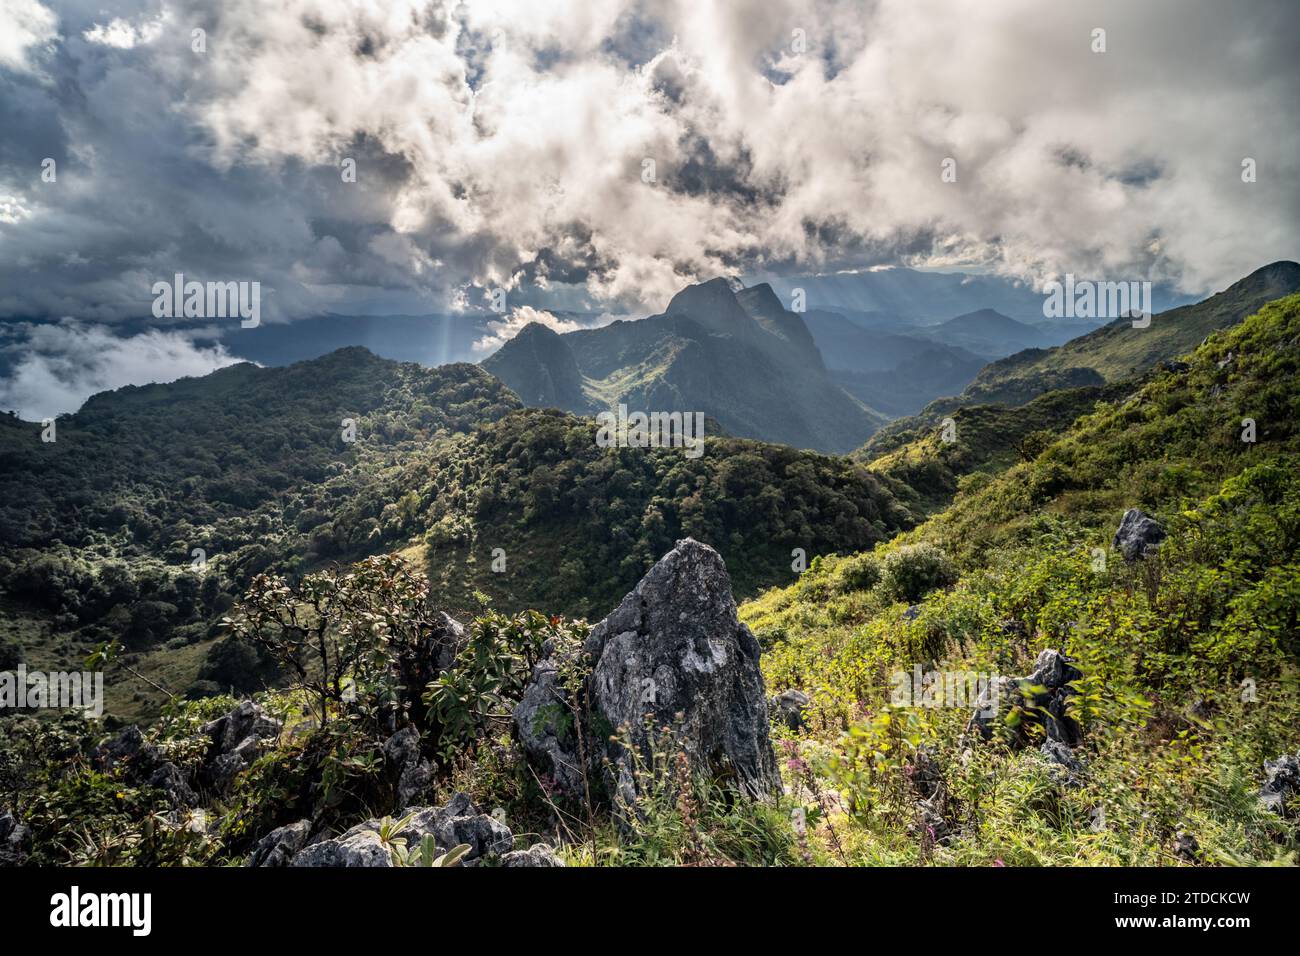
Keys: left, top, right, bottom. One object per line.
{"left": 0, "top": 0, "right": 1296, "bottom": 417}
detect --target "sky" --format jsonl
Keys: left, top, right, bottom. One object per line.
{"left": 1, "top": 0, "right": 1297, "bottom": 418}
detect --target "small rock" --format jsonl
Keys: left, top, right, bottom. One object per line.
{"left": 1258, "top": 752, "right": 1300, "bottom": 816}
{"left": 1040, "top": 739, "right": 1083, "bottom": 786}
{"left": 908, "top": 799, "right": 951, "bottom": 846}
{"left": 247, "top": 820, "right": 313, "bottom": 867}
{"left": 384, "top": 725, "right": 432, "bottom": 809}
{"left": 396, "top": 792, "right": 513, "bottom": 860}
{"left": 1173, "top": 830, "right": 1201, "bottom": 863}
{"left": 1112, "top": 508, "right": 1167, "bottom": 562}
{"left": 292, "top": 826, "right": 395, "bottom": 868}
{"left": 93, "top": 725, "right": 161, "bottom": 774}
{"left": 147, "top": 761, "right": 198, "bottom": 809}
{"left": 1040, "top": 739, "right": 1081, "bottom": 772}
{"left": 906, "top": 747, "right": 943, "bottom": 799}
{"left": 969, "top": 649, "right": 1083, "bottom": 746}
{"left": 199, "top": 700, "right": 282, "bottom": 794}
{"left": 0, "top": 808, "right": 30, "bottom": 867}
{"left": 202, "top": 700, "right": 282, "bottom": 754}
{"left": 387, "top": 612, "right": 465, "bottom": 719}
{"left": 291, "top": 792, "right": 512, "bottom": 867}
{"left": 500, "top": 844, "right": 565, "bottom": 867}
{"left": 771, "top": 689, "right": 811, "bottom": 732}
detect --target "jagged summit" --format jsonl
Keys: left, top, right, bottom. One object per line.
{"left": 480, "top": 275, "right": 885, "bottom": 452}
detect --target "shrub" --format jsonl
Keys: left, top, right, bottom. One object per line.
{"left": 879, "top": 543, "right": 958, "bottom": 603}
{"left": 832, "top": 553, "right": 880, "bottom": 594}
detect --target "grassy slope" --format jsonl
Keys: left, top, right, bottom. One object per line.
{"left": 739, "top": 293, "right": 1300, "bottom": 865}
{"left": 860, "top": 383, "right": 1131, "bottom": 518}
{"left": 955, "top": 260, "right": 1300, "bottom": 408}
{"left": 855, "top": 264, "right": 1300, "bottom": 521}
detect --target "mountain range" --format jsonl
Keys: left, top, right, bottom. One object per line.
{"left": 3, "top": 261, "right": 1299, "bottom": 870}
{"left": 482, "top": 277, "right": 888, "bottom": 454}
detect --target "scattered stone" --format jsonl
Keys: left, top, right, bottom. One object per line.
{"left": 203, "top": 699, "right": 282, "bottom": 754}
{"left": 1040, "top": 739, "right": 1081, "bottom": 772}
{"left": 513, "top": 656, "right": 588, "bottom": 797}
{"left": 1258, "top": 752, "right": 1300, "bottom": 817}
{"left": 969, "top": 649, "right": 1083, "bottom": 747}
{"left": 771, "top": 689, "right": 811, "bottom": 732}
{"left": 389, "top": 612, "right": 464, "bottom": 717}
{"left": 1173, "top": 830, "right": 1201, "bottom": 863}
{"left": 515, "top": 538, "right": 781, "bottom": 808}
{"left": 1039, "top": 739, "right": 1084, "bottom": 786}
{"left": 384, "top": 725, "right": 432, "bottom": 808}
{"left": 909, "top": 799, "right": 951, "bottom": 846}
{"left": 292, "top": 826, "right": 394, "bottom": 867}
{"left": 0, "top": 807, "right": 29, "bottom": 867}
{"left": 1112, "top": 508, "right": 1167, "bottom": 562}
{"left": 291, "top": 792, "right": 511, "bottom": 867}
{"left": 93, "top": 724, "right": 161, "bottom": 774}
{"left": 500, "top": 844, "right": 565, "bottom": 867}
{"left": 397, "top": 792, "right": 512, "bottom": 860}
{"left": 247, "top": 820, "right": 313, "bottom": 867}
{"left": 199, "top": 700, "right": 282, "bottom": 794}
{"left": 905, "top": 747, "right": 943, "bottom": 799}
{"left": 93, "top": 724, "right": 199, "bottom": 806}
{"left": 147, "top": 761, "right": 198, "bottom": 809}
{"left": 1216, "top": 350, "right": 1235, "bottom": 369}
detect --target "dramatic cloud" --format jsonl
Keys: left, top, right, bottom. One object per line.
{"left": 0, "top": 320, "right": 242, "bottom": 419}
{"left": 472, "top": 306, "right": 583, "bottom": 356}
{"left": 0, "top": 0, "right": 58, "bottom": 74}
{"left": 0, "top": 0, "right": 1297, "bottom": 324}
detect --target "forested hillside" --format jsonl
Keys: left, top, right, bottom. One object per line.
{"left": 0, "top": 348, "right": 912, "bottom": 718}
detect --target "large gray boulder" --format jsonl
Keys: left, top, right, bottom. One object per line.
{"left": 1113, "top": 508, "right": 1167, "bottom": 562}
{"left": 514, "top": 538, "right": 780, "bottom": 807}
{"left": 291, "top": 792, "right": 511, "bottom": 867}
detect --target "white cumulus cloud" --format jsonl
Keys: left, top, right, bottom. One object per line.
{"left": 473, "top": 307, "right": 583, "bottom": 356}
{"left": 0, "top": 320, "right": 244, "bottom": 420}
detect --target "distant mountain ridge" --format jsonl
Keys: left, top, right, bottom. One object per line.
{"left": 482, "top": 277, "right": 887, "bottom": 454}
{"left": 953, "top": 261, "right": 1300, "bottom": 408}
{"left": 925, "top": 308, "right": 1049, "bottom": 356}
